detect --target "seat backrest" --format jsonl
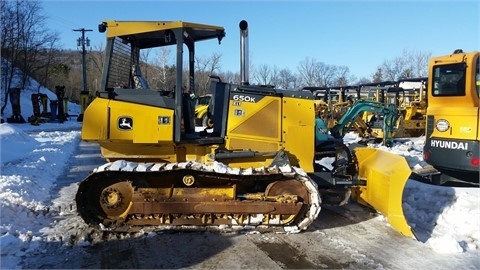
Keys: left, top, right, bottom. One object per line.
{"left": 132, "top": 65, "right": 149, "bottom": 89}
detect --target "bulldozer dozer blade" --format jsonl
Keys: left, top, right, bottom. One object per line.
{"left": 352, "top": 147, "right": 414, "bottom": 238}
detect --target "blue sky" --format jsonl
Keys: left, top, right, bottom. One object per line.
{"left": 42, "top": 0, "right": 479, "bottom": 79}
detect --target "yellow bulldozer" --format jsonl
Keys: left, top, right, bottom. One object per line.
{"left": 194, "top": 94, "right": 212, "bottom": 127}
{"left": 77, "top": 20, "right": 414, "bottom": 237}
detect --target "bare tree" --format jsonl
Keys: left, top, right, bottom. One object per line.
{"left": 380, "top": 56, "right": 406, "bottom": 81}
{"left": 277, "top": 68, "right": 298, "bottom": 89}
{"left": 252, "top": 64, "right": 271, "bottom": 85}
{"left": 372, "top": 67, "right": 383, "bottom": 83}
{"left": 1, "top": 0, "right": 22, "bottom": 114}
{"left": 36, "top": 36, "right": 60, "bottom": 92}
{"left": 86, "top": 44, "right": 105, "bottom": 94}
{"left": 297, "top": 57, "right": 318, "bottom": 86}
{"left": 151, "top": 47, "right": 174, "bottom": 91}
{"left": 194, "top": 52, "right": 222, "bottom": 95}
{"left": 378, "top": 48, "right": 431, "bottom": 81}
{"left": 269, "top": 66, "right": 281, "bottom": 87}
{"left": 298, "top": 57, "right": 342, "bottom": 87}
{"left": 404, "top": 48, "right": 431, "bottom": 77}
{"left": 332, "top": 65, "right": 350, "bottom": 86}
{"left": 139, "top": 48, "right": 152, "bottom": 81}
{"left": 316, "top": 63, "right": 337, "bottom": 87}
{"left": 216, "top": 70, "right": 239, "bottom": 84}
{"left": 1, "top": 0, "right": 59, "bottom": 115}
{"left": 356, "top": 77, "right": 373, "bottom": 85}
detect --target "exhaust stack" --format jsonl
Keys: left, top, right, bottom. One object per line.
{"left": 239, "top": 20, "right": 249, "bottom": 85}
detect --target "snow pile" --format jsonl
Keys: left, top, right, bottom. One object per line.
{"left": 0, "top": 122, "right": 82, "bottom": 268}
{"left": 0, "top": 124, "right": 40, "bottom": 163}
{"left": 404, "top": 181, "right": 480, "bottom": 253}
{"left": 360, "top": 138, "right": 479, "bottom": 253}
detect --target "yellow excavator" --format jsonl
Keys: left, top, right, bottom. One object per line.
{"left": 366, "top": 78, "right": 428, "bottom": 141}
{"left": 77, "top": 20, "right": 414, "bottom": 237}
{"left": 420, "top": 49, "right": 479, "bottom": 186}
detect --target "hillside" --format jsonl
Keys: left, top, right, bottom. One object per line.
{"left": 1, "top": 58, "right": 81, "bottom": 123}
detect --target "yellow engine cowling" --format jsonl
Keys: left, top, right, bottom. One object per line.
{"left": 81, "top": 97, "right": 185, "bottom": 163}
{"left": 82, "top": 98, "right": 175, "bottom": 143}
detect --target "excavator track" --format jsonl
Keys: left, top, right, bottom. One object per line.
{"left": 76, "top": 160, "right": 321, "bottom": 233}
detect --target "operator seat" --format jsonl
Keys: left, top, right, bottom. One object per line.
{"left": 131, "top": 64, "right": 149, "bottom": 89}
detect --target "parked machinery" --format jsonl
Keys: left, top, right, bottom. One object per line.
{"left": 303, "top": 86, "right": 350, "bottom": 129}
{"left": 305, "top": 85, "right": 378, "bottom": 140}
{"left": 351, "top": 78, "right": 428, "bottom": 143}
{"left": 352, "top": 81, "right": 397, "bottom": 142}
{"left": 420, "top": 49, "right": 479, "bottom": 186}
{"left": 366, "top": 78, "right": 427, "bottom": 140}
{"left": 194, "top": 94, "right": 212, "bottom": 126}
{"left": 76, "top": 20, "right": 414, "bottom": 237}
{"left": 396, "top": 77, "right": 428, "bottom": 137}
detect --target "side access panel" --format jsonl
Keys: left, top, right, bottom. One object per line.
{"left": 107, "top": 100, "right": 174, "bottom": 143}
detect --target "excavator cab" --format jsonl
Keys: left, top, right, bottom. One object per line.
{"left": 423, "top": 50, "right": 480, "bottom": 186}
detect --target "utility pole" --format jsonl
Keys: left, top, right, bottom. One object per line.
{"left": 73, "top": 28, "right": 92, "bottom": 94}
{"left": 74, "top": 28, "right": 92, "bottom": 122}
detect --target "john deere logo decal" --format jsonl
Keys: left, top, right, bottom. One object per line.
{"left": 118, "top": 116, "right": 133, "bottom": 130}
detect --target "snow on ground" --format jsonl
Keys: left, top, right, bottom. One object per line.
{"left": 0, "top": 121, "right": 82, "bottom": 268}
{"left": 1, "top": 121, "right": 479, "bottom": 269}
{"left": 0, "top": 70, "right": 479, "bottom": 268}
{"left": 1, "top": 68, "right": 85, "bottom": 267}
